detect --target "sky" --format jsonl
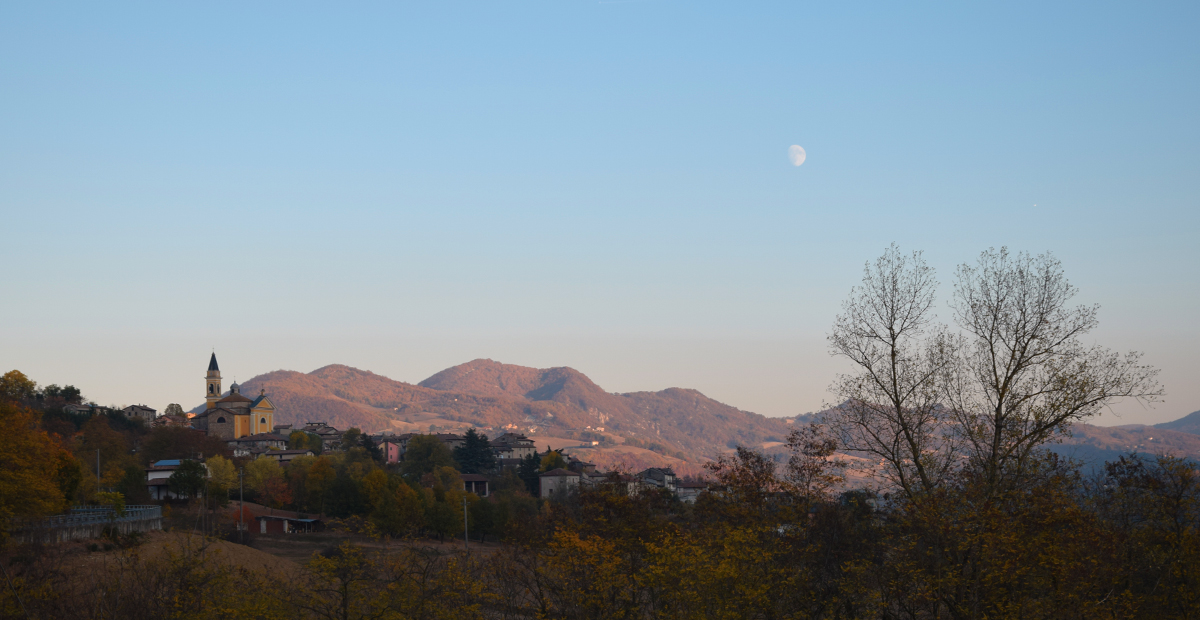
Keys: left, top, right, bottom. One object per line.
{"left": 1, "top": 1, "right": 1197, "bottom": 425}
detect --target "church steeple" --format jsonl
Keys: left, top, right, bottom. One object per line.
{"left": 205, "top": 353, "right": 222, "bottom": 410}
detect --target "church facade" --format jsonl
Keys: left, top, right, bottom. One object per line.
{"left": 192, "top": 353, "right": 276, "bottom": 440}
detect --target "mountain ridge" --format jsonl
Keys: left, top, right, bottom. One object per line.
{"left": 197, "top": 360, "right": 1200, "bottom": 466}
{"left": 200, "top": 359, "right": 793, "bottom": 461}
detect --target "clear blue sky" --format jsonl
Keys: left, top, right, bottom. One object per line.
{"left": 2, "top": 1, "right": 1197, "bottom": 425}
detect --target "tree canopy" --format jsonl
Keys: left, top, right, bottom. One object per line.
{"left": 401, "top": 434, "right": 455, "bottom": 478}
{"left": 167, "top": 460, "right": 207, "bottom": 500}
{"left": 452, "top": 428, "right": 496, "bottom": 474}
{"left": 0, "top": 370, "right": 37, "bottom": 400}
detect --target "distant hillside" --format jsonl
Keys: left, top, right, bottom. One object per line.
{"left": 1053, "top": 422, "right": 1200, "bottom": 465}
{"left": 780, "top": 406, "right": 1200, "bottom": 466}
{"left": 198, "top": 359, "right": 1200, "bottom": 468}
{"left": 198, "top": 359, "right": 793, "bottom": 461}
{"left": 1154, "top": 410, "right": 1200, "bottom": 435}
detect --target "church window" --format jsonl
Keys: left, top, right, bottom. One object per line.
{"left": 209, "top": 385, "right": 214, "bottom": 394}
{"left": 260, "top": 417, "right": 267, "bottom": 424}
{"left": 217, "top": 417, "right": 226, "bottom": 423}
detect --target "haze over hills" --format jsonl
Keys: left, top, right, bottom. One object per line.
{"left": 197, "top": 359, "right": 794, "bottom": 463}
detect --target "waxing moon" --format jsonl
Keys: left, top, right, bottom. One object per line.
{"left": 788, "top": 145, "right": 806, "bottom": 166}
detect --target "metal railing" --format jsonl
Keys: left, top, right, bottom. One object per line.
{"left": 26, "top": 505, "right": 162, "bottom": 529}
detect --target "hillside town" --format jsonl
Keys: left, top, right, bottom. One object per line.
{"left": 4, "top": 354, "right": 711, "bottom": 546}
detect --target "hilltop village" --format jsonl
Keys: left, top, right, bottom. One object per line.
{"left": 16, "top": 354, "right": 708, "bottom": 537}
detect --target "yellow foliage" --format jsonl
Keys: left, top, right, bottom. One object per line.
{"left": 206, "top": 454, "right": 238, "bottom": 489}
{"left": 0, "top": 400, "right": 70, "bottom": 544}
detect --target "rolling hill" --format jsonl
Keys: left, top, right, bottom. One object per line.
{"left": 1154, "top": 409, "right": 1200, "bottom": 435}
{"left": 197, "top": 359, "right": 794, "bottom": 463}
{"left": 197, "top": 359, "right": 1200, "bottom": 469}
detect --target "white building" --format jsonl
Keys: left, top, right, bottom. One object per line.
{"left": 539, "top": 468, "right": 581, "bottom": 498}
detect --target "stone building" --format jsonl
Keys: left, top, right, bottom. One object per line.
{"left": 122, "top": 404, "right": 156, "bottom": 425}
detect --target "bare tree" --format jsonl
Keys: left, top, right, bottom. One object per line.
{"left": 827, "top": 245, "right": 959, "bottom": 499}
{"left": 946, "top": 248, "right": 1162, "bottom": 493}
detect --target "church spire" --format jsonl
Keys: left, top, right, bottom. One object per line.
{"left": 205, "top": 353, "right": 222, "bottom": 410}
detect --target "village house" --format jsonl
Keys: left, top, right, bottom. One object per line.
{"left": 675, "top": 480, "right": 708, "bottom": 503}
{"left": 461, "top": 473, "right": 490, "bottom": 497}
{"left": 227, "top": 432, "right": 289, "bottom": 457}
{"left": 565, "top": 455, "right": 596, "bottom": 474}
{"left": 377, "top": 437, "right": 402, "bottom": 464}
{"left": 153, "top": 414, "right": 189, "bottom": 428}
{"left": 301, "top": 422, "right": 342, "bottom": 450}
{"left": 489, "top": 432, "right": 537, "bottom": 459}
{"left": 144, "top": 459, "right": 205, "bottom": 500}
{"left": 638, "top": 467, "right": 678, "bottom": 493}
{"left": 253, "top": 449, "right": 315, "bottom": 465}
{"left": 436, "top": 433, "right": 466, "bottom": 451}
{"left": 381, "top": 432, "right": 464, "bottom": 462}
{"left": 64, "top": 403, "right": 112, "bottom": 416}
{"left": 122, "top": 404, "right": 156, "bottom": 425}
{"left": 539, "top": 468, "right": 581, "bottom": 498}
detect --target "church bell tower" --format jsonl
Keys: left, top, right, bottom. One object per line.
{"left": 205, "top": 353, "right": 222, "bottom": 410}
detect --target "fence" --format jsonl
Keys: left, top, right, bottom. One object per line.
{"left": 13, "top": 505, "right": 163, "bottom": 544}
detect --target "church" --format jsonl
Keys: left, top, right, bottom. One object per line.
{"left": 191, "top": 353, "right": 276, "bottom": 440}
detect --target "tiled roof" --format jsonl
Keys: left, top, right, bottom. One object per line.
{"left": 539, "top": 468, "right": 581, "bottom": 477}
{"left": 231, "top": 433, "right": 288, "bottom": 442}
{"left": 218, "top": 392, "right": 253, "bottom": 404}
{"left": 460, "top": 474, "right": 489, "bottom": 482}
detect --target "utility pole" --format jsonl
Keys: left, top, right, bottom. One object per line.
{"left": 239, "top": 468, "right": 245, "bottom": 544}
{"left": 96, "top": 449, "right": 100, "bottom": 491}
{"left": 463, "top": 495, "right": 469, "bottom": 549}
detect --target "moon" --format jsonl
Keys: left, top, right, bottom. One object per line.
{"left": 788, "top": 145, "right": 806, "bottom": 166}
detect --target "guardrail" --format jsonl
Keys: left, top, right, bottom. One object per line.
{"left": 14, "top": 505, "right": 164, "bottom": 544}
{"left": 35, "top": 505, "right": 162, "bottom": 527}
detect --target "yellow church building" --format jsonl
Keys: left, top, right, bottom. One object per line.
{"left": 193, "top": 353, "right": 276, "bottom": 440}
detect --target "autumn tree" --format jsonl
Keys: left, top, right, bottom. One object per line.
{"left": 289, "top": 430, "right": 310, "bottom": 450}
{"left": 261, "top": 476, "right": 294, "bottom": 512}
{"left": 0, "top": 400, "right": 73, "bottom": 544}
{"left": 401, "top": 434, "right": 455, "bottom": 478}
{"left": 311, "top": 457, "right": 339, "bottom": 511}
{"left": 245, "top": 457, "right": 285, "bottom": 496}
{"left": 140, "top": 426, "right": 229, "bottom": 464}
{"left": 163, "top": 403, "right": 185, "bottom": 417}
{"left": 40, "top": 384, "right": 83, "bottom": 403}
{"left": 205, "top": 455, "right": 237, "bottom": 507}
{"left": 539, "top": 450, "right": 566, "bottom": 473}
{"left": 827, "top": 245, "right": 958, "bottom": 499}
{"left": 75, "top": 415, "right": 139, "bottom": 499}
{"left": 341, "top": 427, "right": 363, "bottom": 450}
{"left": 782, "top": 423, "right": 846, "bottom": 502}
{"left": 0, "top": 370, "right": 37, "bottom": 400}
{"left": 829, "top": 246, "right": 1163, "bottom": 499}
{"left": 945, "top": 248, "right": 1163, "bottom": 493}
